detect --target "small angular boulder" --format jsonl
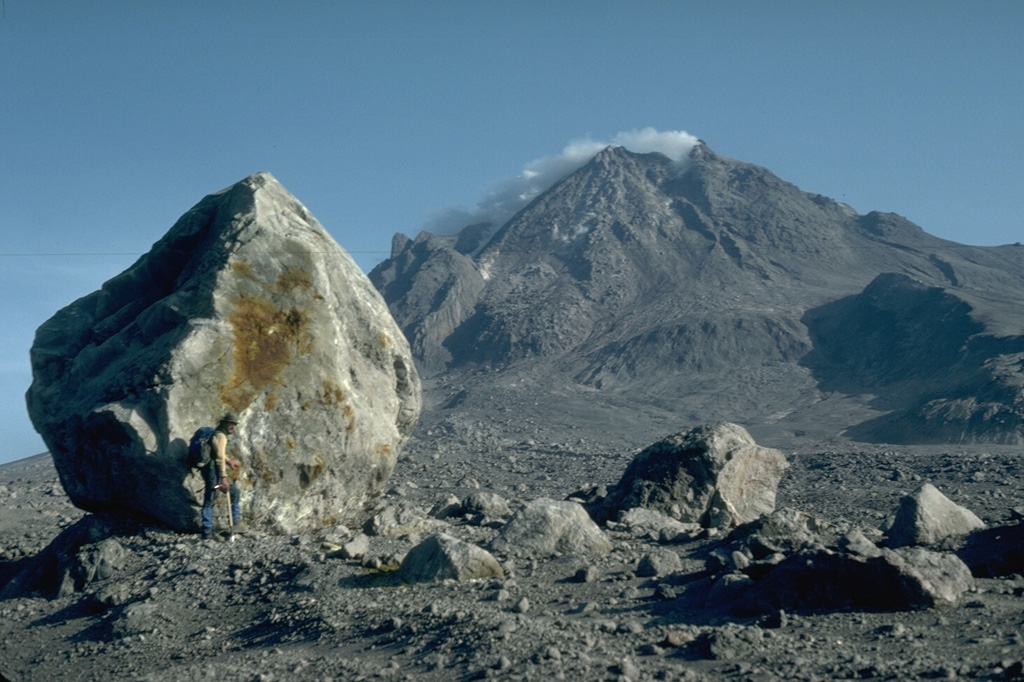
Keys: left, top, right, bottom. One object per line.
{"left": 339, "top": 533, "right": 371, "bottom": 561}
{"left": 839, "top": 528, "right": 884, "bottom": 559}
{"left": 75, "top": 538, "right": 127, "bottom": 585}
{"left": 397, "top": 534, "right": 504, "bottom": 583}
{"left": 364, "top": 501, "right": 447, "bottom": 537}
{"left": 429, "top": 494, "right": 463, "bottom": 520}
{"left": 885, "top": 483, "right": 985, "bottom": 547}
{"left": 26, "top": 173, "right": 421, "bottom": 532}
{"left": 707, "top": 572, "right": 757, "bottom": 606}
{"left": 729, "top": 507, "right": 846, "bottom": 558}
{"left": 618, "top": 507, "right": 700, "bottom": 540}
{"left": 111, "top": 601, "right": 162, "bottom": 640}
{"left": 462, "top": 492, "right": 511, "bottom": 521}
{"left": 636, "top": 549, "right": 683, "bottom": 578}
{"left": 490, "top": 498, "right": 612, "bottom": 556}
{"left": 600, "top": 423, "right": 788, "bottom": 529}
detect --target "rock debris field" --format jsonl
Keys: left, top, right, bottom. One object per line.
{"left": 2, "top": 425, "right": 1024, "bottom": 682}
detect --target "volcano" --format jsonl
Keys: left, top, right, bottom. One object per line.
{"left": 371, "top": 143, "right": 1024, "bottom": 445}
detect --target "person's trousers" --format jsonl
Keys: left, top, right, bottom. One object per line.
{"left": 201, "top": 465, "right": 240, "bottom": 529}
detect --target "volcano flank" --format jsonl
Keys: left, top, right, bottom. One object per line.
{"left": 371, "top": 143, "right": 1024, "bottom": 446}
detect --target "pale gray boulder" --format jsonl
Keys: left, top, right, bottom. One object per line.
{"left": 26, "top": 173, "right": 421, "bottom": 533}
{"left": 618, "top": 507, "right": 700, "bottom": 540}
{"left": 885, "top": 483, "right": 985, "bottom": 547}
{"left": 339, "top": 533, "right": 371, "bottom": 561}
{"left": 839, "top": 528, "right": 884, "bottom": 559}
{"left": 600, "top": 423, "right": 788, "bottom": 529}
{"left": 490, "top": 498, "right": 613, "bottom": 556}
{"left": 461, "top": 491, "right": 511, "bottom": 522}
{"left": 397, "top": 533, "right": 504, "bottom": 583}
{"left": 636, "top": 549, "right": 683, "bottom": 577}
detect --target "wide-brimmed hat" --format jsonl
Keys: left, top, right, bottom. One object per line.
{"left": 219, "top": 411, "right": 239, "bottom": 425}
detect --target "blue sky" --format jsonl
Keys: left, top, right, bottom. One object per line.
{"left": 1, "top": 1, "right": 1021, "bottom": 463}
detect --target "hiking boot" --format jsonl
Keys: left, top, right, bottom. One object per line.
{"left": 201, "top": 528, "right": 215, "bottom": 540}
{"left": 230, "top": 522, "right": 248, "bottom": 534}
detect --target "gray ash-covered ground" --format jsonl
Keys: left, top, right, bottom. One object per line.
{"left": 1, "top": 436, "right": 1023, "bottom": 682}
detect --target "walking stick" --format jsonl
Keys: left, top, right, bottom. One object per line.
{"left": 224, "top": 482, "right": 235, "bottom": 542}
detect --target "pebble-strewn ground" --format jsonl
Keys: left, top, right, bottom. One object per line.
{"left": 1, "top": 437, "right": 1023, "bottom": 682}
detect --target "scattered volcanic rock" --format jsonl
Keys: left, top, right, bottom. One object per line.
{"left": 490, "top": 498, "right": 612, "bottom": 556}
{"left": 701, "top": 503, "right": 976, "bottom": 614}
{"left": 2, "top": 439, "right": 1023, "bottom": 681}
{"left": 26, "top": 172, "right": 421, "bottom": 533}
{"left": 598, "top": 422, "right": 788, "bottom": 529}
{"left": 884, "top": 483, "right": 985, "bottom": 548}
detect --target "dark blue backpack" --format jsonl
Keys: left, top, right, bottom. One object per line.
{"left": 187, "top": 426, "right": 216, "bottom": 469}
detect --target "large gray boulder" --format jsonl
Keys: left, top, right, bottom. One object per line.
{"left": 599, "top": 423, "right": 788, "bottom": 529}
{"left": 26, "top": 173, "right": 421, "bottom": 533}
{"left": 884, "top": 483, "right": 985, "bottom": 547}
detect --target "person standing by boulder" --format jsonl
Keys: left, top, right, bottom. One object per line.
{"left": 202, "top": 412, "right": 243, "bottom": 539}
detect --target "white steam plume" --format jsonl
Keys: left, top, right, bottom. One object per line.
{"left": 424, "top": 128, "right": 699, "bottom": 235}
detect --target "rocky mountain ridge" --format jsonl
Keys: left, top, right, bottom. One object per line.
{"left": 371, "top": 143, "right": 1024, "bottom": 445}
